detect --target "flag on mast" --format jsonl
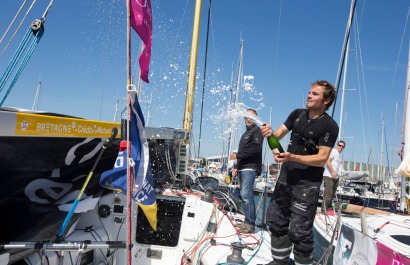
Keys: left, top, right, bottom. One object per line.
{"left": 100, "top": 88, "right": 157, "bottom": 231}
{"left": 130, "top": 0, "right": 152, "bottom": 83}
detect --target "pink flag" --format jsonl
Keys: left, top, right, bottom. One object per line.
{"left": 130, "top": 0, "right": 152, "bottom": 83}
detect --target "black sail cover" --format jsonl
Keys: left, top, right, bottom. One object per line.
{"left": 0, "top": 108, "right": 120, "bottom": 262}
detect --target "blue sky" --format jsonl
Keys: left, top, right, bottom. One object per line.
{"left": 0, "top": 1, "right": 409, "bottom": 169}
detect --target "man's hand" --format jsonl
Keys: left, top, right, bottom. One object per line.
{"left": 232, "top": 168, "right": 238, "bottom": 176}
{"left": 274, "top": 152, "right": 290, "bottom": 163}
{"left": 261, "top": 123, "right": 273, "bottom": 138}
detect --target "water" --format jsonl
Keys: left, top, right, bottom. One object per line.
{"left": 210, "top": 102, "right": 265, "bottom": 142}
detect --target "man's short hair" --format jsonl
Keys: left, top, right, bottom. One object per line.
{"left": 247, "top": 108, "right": 257, "bottom": 116}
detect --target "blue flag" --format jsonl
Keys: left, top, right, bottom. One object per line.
{"left": 100, "top": 89, "right": 157, "bottom": 230}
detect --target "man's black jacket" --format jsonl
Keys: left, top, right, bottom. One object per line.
{"left": 235, "top": 124, "right": 263, "bottom": 174}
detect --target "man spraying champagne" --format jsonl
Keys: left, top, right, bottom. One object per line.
{"left": 260, "top": 80, "right": 339, "bottom": 265}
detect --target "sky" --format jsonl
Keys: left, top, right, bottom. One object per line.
{"left": 0, "top": 0, "right": 409, "bottom": 170}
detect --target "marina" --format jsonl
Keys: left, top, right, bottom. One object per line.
{"left": 1, "top": 1, "right": 410, "bottom": 265}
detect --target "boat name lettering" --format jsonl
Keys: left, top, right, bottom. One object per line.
{"left": 115, "top": 152, "right": 125, "bottom": 168}
{"left": 77, "top": 125, "right": 112, "bottom": 135}
{"left": 36, "top": 122, "right": 72, "bottom": 133}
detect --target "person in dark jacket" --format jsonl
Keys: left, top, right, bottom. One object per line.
{"left": 260, "top": 80, "right": 339, "bottom": 265}
{"left": 230, "top": 108, "right": 263, "bottom": 234}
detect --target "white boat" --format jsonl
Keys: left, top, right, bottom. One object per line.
{"left": 0, "top": 114, "right": 272, "bottom": 264}
{"left": 0, "top": 1, "right": 274, "bottom": 264}
{"left": 313, "top": 204, "right": 410, "bottom": 264}
{"left": 253, "top": 175, "right": 276, "bottom": 193}
{"left": 336, "top": 180, "right": 399, "bottom": 212}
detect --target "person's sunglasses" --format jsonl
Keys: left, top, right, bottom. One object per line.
{"left": 338, "top": 144, "right": 345, "bottom": 148}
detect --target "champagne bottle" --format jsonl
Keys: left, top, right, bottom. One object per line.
{"left": 267, "top": 135, "right": 285, "bottom": 154}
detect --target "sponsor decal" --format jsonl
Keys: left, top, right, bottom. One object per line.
{"left": 21, "top": 120, "right": 28, "bottom": 130}
{"left": 15, "top": 112, "right": 119, "bottom": 137}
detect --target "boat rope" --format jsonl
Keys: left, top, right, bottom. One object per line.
{"left": 0, "top": 0, "right": 28, "bottom": 46}
{"left": 373, "top": 221, "right": 390, "bottom": 234}
{"left": 0, "top": 0, "right": 55, "bottom": 107}
{"left": 388, "top": 4, "right": 410, "bottom": 110}
{"left": 0, "top": 23, "right": 44, "bottom": 106}
{"left": 165, "top": 144, "right": 180, "bottom": 181}
{"left": 316, "top": 212, "right": 341, "bottom": 265}
{"left": 0, "top": 0, "right": 37, "bottom": 59}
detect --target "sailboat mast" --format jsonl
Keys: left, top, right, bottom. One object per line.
{"left": 182, "top": 0, "right": 203, "bottom": 140}
{"left": 338, "top": 38, "right": 350, "bottom": 140}
{"left": 180, "top": 0, "right": 202, "bottom": 186}
{"left": 197, "top": 0, "right": 211, "bottom": 158}
{"left": 331, "top": 0, "right": 356, "bottom": 117}
{"left": 235, "top": 39, "right": 244, "bottom": 107}
{"left": 223, "top": 64, "right": 235, "bottom": 173}
{"left": 404, "top": 44, "right": 410, "bottom": 162}
{"left": 146, "top": 91, "right": 153, "bottom": 126}
{"left": 32, "top": 80, "right": 41, "bottom": 110}
{"left": 126, "top": 0, "right": 133, "bottom": 263}
{"left": 380, "top": 119, "right": 385, "bottom": 188}
{"left": 229, "top": 39, "right": 244, "bottom": 154}
{"left": 400, "top": 44, "right": 410, "bottom": 211}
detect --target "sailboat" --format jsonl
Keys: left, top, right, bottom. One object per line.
{"left": 312, "top": 2, "right": 410, "bottom": 261}
{"left": 0, "top": 1, "right": 275, "bottom": 264}
{"left": 335, "top": 119, "right": 399, "bottom": 213}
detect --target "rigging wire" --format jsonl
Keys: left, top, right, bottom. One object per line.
{"left": 197, "top": 0, "right": 212, "bottom": 158}
{"left": 389, "top": 4, "right": 410, "bottom": 107}
{"left": 355, "top": 12, "right": 373, "bottom": 167}
{"left": 0, "top": 0, "right": 37, "bottom": 59}
{"left": 271, "top": 0, "right": 283, "bottom": 91}
{"left": 0, "top": 0, "right": 28, "bottom": 46}
{"left": 166, "top": 0, "right": 191, "bottom": 73}
{"left": 0, "top": 0, "right": 55, "bottom": 106}
{"left": 98, "top": 0, "right": 116, "bottom": 121}
{"left": 393, "top": 5, "right": 410, "bottom": 160}
{"left": 331, "top": 0, "right": 357, "bottom": 118}
{"left": 352, "top": 10, "right": 373, "bottom": 169}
